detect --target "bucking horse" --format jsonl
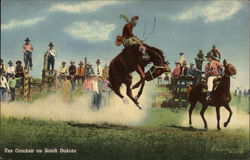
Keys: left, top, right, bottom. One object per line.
{"left": 188, "top": 60, "right": 237, "bottom": 130}
{"left": 108, "top": 44, "right": 170, "bottom": 110}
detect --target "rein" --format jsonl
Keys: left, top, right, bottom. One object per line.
{"left": 149, "top": 65, "right": 166, "bottom": 80}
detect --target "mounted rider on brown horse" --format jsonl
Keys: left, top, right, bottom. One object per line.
{"left": 188, "top": 57, "right": 237, "bottom": 130}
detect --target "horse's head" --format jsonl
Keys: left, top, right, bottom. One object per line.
{"left": 145, "top": 62, "right": 171, "bottom": 81}
{"left": 223, "top": 59, "right": 237, "bottom": 76}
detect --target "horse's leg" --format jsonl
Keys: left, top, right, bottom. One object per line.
{"left": 132, "top": 65, "right": 145, "bottom": 90}
{"left": 125, "top": 79, "right": 144, "bottom": 110}
{"left": 215, "top": 106, "right": 221, "bottom": 130}
{"left": 135, "top": 81, "right": 145, "bottom": 100}
{"left": 223, "top": 103, "right": 233, "bottom": 127}
{"left": 111, "top": 82, "right": 128, "bottom": 104}
{"left": 200, "top": 104, "right": 208, "bottom": 129}
{"left": 189, "top": 100, "right": 197, "bottom": 125}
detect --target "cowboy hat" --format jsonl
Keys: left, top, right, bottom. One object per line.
{"left": 183, "top": 61, "right": 187, "bottom": 65}
{"left": 49, "top": 42, "right": 54, "bottom": 47}
{"left": 175, "top": 61, "right": 180, "bottom": 64}
{"left": 205, "top": 52, "right": 216, "bottom": 60}
{"left": 79, "top": 61, "right": 84, "bottom": 65}
{"left": 70, "top": 60, "right": 75, "bottom": 64}
{"left": 190, "top": 63, "right": 194, "bottom": 66}
{"left": 16, "top": 60, "right": 22, "bottom": 64}
{"left": 179, "top": 52, "right": 184, "bottom": 55}
{"left": 199, "top": 49, "right": 203, "bottom": 53}
{"left": 62, "top": 61, "right": 66, "bottom": 65}
{"left": 96, "top": 59, "right": 101, "bottom": 64}
{"left": 131, "top": 16, "right": 139, "bottom": 21}
{"left": 25, "top": 38, "right": 30, "bottom": 42}
{"left": 8, "top": 60, "right": 13, "bottom": 64}
{"left": 212, "top": 44, "right": 216, "bottom": 48}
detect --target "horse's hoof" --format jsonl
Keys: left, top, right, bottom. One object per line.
{"left": 122, "top": 98, "right": 129, "bottom": 104}
{"left": 135, "top": 95, "right": 139, "bottom": 100}
{"left": 204, "top": 125, "right": 208, "bottom": 130}
{"left": 224, "top": 122, "right": 228, "bottom": 127}
{"left": 137, "top": 104, "right": 144, "bottom": 110}
{"left": 217, "top": 127, "right": 221, "bottom": 131}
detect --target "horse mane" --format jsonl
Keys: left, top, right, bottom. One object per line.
{"left": 143, "top": 43, "right": 166, "bottom": 63}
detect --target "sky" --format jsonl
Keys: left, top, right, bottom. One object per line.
{"left": 1, "top": 0, "right": 249, "bottom": 90}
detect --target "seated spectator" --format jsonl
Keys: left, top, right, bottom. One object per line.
{"left": 76, "top": 61, "right": 85, "bottom": 84}
{"left": 0, "top": 58, "right": 6, "bottom": 74}
{"left": 59, "top": 61, "right": 68, "bottom": 80}
{"left": 6, "top": 60, "right": 15, "bottom": 80}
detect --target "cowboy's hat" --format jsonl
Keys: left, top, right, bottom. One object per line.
{"left": 199, "top": 49, "right": 203, "bottom": 53}
{"left": 212, "top": 44, "right": 216, "bottom": 48}
{"left": 79, "top": 61, "right": 84, "bottom": 65}
{"left": 96, "top": 59, "right": 101, "bottom": 64}
{"left": 49, "top": 42, "right": 54, "bottom": 47}
{"left": 16, "top": 60, "right": 22, "bottom": 64}
{"left": 190, "top": 63, "right": 194, "bottom": 66}
{"left": 70, "top": 60, "right": 75, "bottom": 64}
{"left": 175, "top": 61, "right": 180, "bottom": 64}
{"left": 25, "top": 38, "right": 30, "bottom": 42}
{"left": 205, "top": 52, "right": 216, "bottom": 60}
{"left": 62, "top": 61, "right": 66, "bottom": 65}
{"left": 131, "top": 16, "right": 139, "bottom": 21}
{"left": 179, "top": 52, "right": 184, "bottom": 55}
{"left": 183, "top": 61, "right": 187, "bottom": 65}
{"left": 8, "top": 60, "right": 13, "bottom": 64}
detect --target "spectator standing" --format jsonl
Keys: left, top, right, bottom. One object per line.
{"left": 22, "top": 38, "right": 34, "bottom": 69}
{"left": 8, "top": 74, "right": 22, "bottom": 101}
{"left": 47, "top": 42, "right": 56, "bottom": 72}
{"left": 0, "top": 70, "right": 10, "bottom": 102}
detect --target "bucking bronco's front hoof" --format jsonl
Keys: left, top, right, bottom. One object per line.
{"left": 224, "top": 122, "right": 228, "bottom": 127}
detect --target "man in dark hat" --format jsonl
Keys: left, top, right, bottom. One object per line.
{"left": 205, "top": 52, "right": 223, "bottom": 101}
{"left": 47, "top": 42, "right": 57, "bottom": 71}
{"left": 22, "top": 38, "right": 34, "bottom": 69}
{"left": 86, "top": 62, "right": 94, "bottom": 78}
{"left": 15, "top": 60, "right": 24, "bottom": 87}
{"left": 94, "top": 59, "right": 103, "bottom": 78}
{"left": 210, "top": 45, "right": 221, "bottom": 61}
{"left": 76, "top": 61, "right": 85, "bottom": 84}
{"left": 69, "top": 60, "right": 77, "bottom": 90}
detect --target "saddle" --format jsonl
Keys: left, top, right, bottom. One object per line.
{"left": 200, "top": 76, "right": 222, "bottom": 93}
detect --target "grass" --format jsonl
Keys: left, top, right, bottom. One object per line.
{"left": 0, "top": 106, "right": 249, "bottom": 160}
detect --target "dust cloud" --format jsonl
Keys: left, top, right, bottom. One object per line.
{"left": 1, "top": 83, "right": 154, "bottom": 126}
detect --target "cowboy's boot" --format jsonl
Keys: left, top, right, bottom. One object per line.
{"left": 139, "top": 46, "right": 149, "bottom": 61}
{"left": 206, "top": 92, "right": 212, "bottom": 102}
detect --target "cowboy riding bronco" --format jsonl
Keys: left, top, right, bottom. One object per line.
{"left": 115, "top": 15, "right": 149, "bottom": 60}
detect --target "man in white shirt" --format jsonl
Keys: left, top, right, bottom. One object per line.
{"left": 94, "top": 59, "right": 103, "bottom": 78}
{"left": 0, "top": 70, "right": 10, "bottom": 102}
{"left": 6, "top": 60, "right": 15, "bottom": 80}
{"left": 47, "top": 42, "right": 56, "bottom": 71}
{"left": 178, "top": 52, "right": 186, "bottom": 66}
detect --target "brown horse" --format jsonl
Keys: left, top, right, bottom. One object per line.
{"left": 109, "top": 44, "right": 169, "bottom": 109}
{"left": 188, "top": 60, "right": 237, "bottom": 130}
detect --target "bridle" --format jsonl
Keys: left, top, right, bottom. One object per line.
{"left": 149, "top": 64, "right": 166, "bottom": 80}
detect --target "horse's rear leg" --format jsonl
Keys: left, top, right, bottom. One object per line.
{"left": 189, "top": 100, "right": 197, "bottom": 125}
{"left": 216, "top": 106, "right": 221, "bottom": 130}
{"left": 224, "top": 103, "right": 233, "bottom": 127}
{"left": 200, "top": 104, "right": 208, "bottom": 129}
{"left": 111, "top": 83, "right": 128, "bottom": 104}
